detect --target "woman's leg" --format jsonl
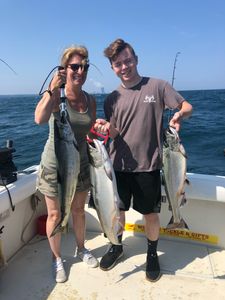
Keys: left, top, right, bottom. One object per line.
{"left": 71, "top": 190, "right": 99, "bottom": 267}
{"left": 71, "top": 190, "right": 88, "bottom": 250}
{"left": 45, "top": 195, "right": 61, "bottom": 258}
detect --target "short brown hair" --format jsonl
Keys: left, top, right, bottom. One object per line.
{"left": 104, "top": 38, "right": 136, "bottom": 63}
{"left": 60, "top": 45, "right": 89, "bottom": 67}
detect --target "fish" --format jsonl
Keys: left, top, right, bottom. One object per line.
{"left": 0, "top": 234, "right": 6, "bottom": 268}
{"left": 88, "top": 139, "right": 122, "bottom": 245}
{"left": 162, "top": 126, "right": 189, "bottom": 230}
{"left": 50, "top": 116, "right": 80, "bottom": 237}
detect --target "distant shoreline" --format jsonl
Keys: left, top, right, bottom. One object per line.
{"left": 0, "top": 88, "right": 225, "bottom": 97}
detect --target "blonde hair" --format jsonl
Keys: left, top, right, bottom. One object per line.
{"left": 60, "top": 45, "right": 89, "bottom": 67}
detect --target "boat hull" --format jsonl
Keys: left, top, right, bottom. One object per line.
{"left": 0, "top": 166, "right": 225, "bottom": 265}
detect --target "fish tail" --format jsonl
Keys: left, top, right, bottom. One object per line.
{"left": 103, "top": 232, "right": 122, "bottom": 245}
{"left": 166, "top": 216, "right": 189, "bottom": 230}
{"left": 50, "top": 222, "right": 65, "bottom": 237}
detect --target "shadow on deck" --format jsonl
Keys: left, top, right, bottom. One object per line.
{"left": 1, "top": 230, "right": 225, "bottom": 300}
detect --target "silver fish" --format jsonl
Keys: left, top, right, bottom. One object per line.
{"left": 162, "top": 126, "right": 189, "bottom": 229}
{"left": 50, "top": 116, "right": 80, "bottom": 237}
{"left": 88, "top": 139, "right": 121, "bottom": 245}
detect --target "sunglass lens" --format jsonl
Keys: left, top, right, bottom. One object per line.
{"left": 83, "top": 64, "right": 89, "bottom": 72}
{"left": 69, "top": 64, "right": 89, "bottom": 72}
{"left": 70, "top": 64, "right": 80, "bottom": 71}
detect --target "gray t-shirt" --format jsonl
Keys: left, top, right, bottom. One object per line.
{"left": 104, "top": 77, "right": 185, "bottom": 172}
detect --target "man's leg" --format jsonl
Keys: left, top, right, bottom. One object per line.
{"left": 144, "top": 213, "right": 161, "bottom": 282}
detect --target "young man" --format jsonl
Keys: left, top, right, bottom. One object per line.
{"left": 94, "top": 38, "right": 193, "bottom": 282}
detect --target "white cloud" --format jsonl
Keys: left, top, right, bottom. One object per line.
{"left": 89, "top": 78, "right": 104, "bottom": 88}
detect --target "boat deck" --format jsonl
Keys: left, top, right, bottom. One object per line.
{"left": 1, "top": 230, "right": 225, "bottom": 300}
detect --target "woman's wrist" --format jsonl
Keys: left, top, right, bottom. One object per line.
{"left": 45, "top": 89, "right": 53, "bottom": 97}
{"left": 45, "top": 87, "right": 60, "bottom": 100}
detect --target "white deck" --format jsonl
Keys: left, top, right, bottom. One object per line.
{"left": 1, "top": 168, "right": 225, "bottom": 299}
{"left": 1, "top": 230, "right": 225, "bottom": 300}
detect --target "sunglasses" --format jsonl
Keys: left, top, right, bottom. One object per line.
{"left": 67, "top": 63, "right": 89, "bottom": 72}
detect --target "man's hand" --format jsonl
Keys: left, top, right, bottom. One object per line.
{"left": 94, "top": 119, "right": 119, "bottom": 139}
{"left": 169, "top": 111, "right": 182, "bottom": 131}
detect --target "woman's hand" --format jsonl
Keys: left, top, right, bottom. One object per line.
{"left": 49, "top": 69, "right": 67, "bottom": 92}
{"left": 34, "top": 69, "right": 67, "bottom": 124}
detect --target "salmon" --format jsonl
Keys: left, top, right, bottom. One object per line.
{"left": 162, "top": 126, "right": 189, "bottom": 230}
{"left": 88, "top": 139, "right": 121, "bottom": 245}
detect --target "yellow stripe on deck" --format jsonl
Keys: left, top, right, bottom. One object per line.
{"left": 124, "top": 223, "right": 218, "bottom": 245}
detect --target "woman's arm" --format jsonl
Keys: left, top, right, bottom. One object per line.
{"left": 34, "top": 70, "right": 65, "bottom": 124}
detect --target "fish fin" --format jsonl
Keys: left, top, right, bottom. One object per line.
{"left": 50, "top": 221, "right": 65, "bottom": 237}
{"left": 0, "top": 240, "right": 7, "bottom": 269}
{"left": 73, "top": 140, "right": 79, "bottom": 151}
{"left": 88, "top": 190, "right": 96, "bottom": 209}
{"left": 167, "top": 216, "right": 174, "bottom": 225}
{"left": 161, "top": 173, "right": 165, "bottom": 186}
{"left": 118, "top": 221, "right": 124, "bottom": 231}
{"left": 118, "top": 201, "right": 125, "bottom": 212}
{"left": 166, "top": 217, "right": 189, "bottom": 230}
{"left": 179, "top": 143, "right": 187, "bottom": 158}
{"left": 168, "top": 203, "right": 172, "bottom": 211}
{"left": 104, "top": 165, "right": 113, "bottom": 181}
{"left": 161, "top": 195, "right": 167, "bottom": 203}
{"left": 180, "top": 192, "right": 187, "bottom": 207}
{"left": 185, "top": 178, "right": 190, "bottom": 185}
{"left": 64, "top": 223, "right": 69, "bottom": 234}
{"left": 57, "top": 170, "right": 63, "bottom": 184}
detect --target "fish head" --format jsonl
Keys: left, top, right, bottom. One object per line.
{"left": 93, "top": 139, "right": 109, "bottom": 162}
{"left": 54, "top": 118, "right": 76, "bottom": 142}
{"left": 93, "top": 139, "right": 114, "bottom": 180}
{"left": 88, "top": 140, "right": 104, "bottom": 167}
{"left": 163, "top": 126, "right": 180, "bottom": 150}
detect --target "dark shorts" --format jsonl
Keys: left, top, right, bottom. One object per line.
{"left": 115, "top": 170, "right": 161, "bottom": 215}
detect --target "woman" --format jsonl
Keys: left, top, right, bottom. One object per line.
{"left": 35, "top": 45, "right": 98, "bottom": 283}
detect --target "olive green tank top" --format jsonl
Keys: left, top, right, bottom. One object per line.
{"left": 40, "top": 91, "right": 94, "bottom": 172}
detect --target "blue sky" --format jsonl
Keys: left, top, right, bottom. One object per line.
{"left": 0, "top": 0, "right": 225, "bottom": 94}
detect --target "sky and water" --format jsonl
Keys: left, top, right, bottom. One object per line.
{"left": 0, "top": 0, "right": 225, "bottom": 95}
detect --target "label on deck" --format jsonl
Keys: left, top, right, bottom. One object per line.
{"left": 124, "top": 223, "right": 218, "bottom": 245}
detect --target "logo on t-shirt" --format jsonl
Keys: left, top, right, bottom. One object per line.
{"left": 143, "top": 95, "right": 156, "bottom": 103}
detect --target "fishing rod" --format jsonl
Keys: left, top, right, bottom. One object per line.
{"left": 39, "top": 61, "right": 103, "bottom": 95}
{"left": 39, "top": 62, "right": 103, "bottom": 121}
{"left": 0, "top": 58, "right": 17, "bottom": 75}
{"left": 59, "top": 82, "right": 67, "bottom": 123}
{"left": 171, "top": 52, "right": 181, "bottom": 87}
{"left": 168, "top": 52, "right": 181, "bottom": 123}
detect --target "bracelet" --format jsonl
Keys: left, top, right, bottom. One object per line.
{"left": 45, "top": 89, "right": 53, "bottom": 97}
